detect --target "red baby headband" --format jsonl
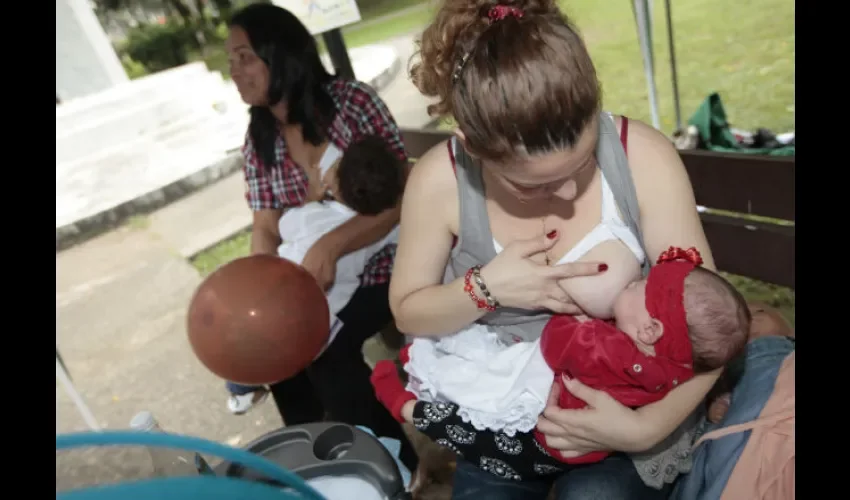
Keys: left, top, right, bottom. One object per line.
{"left": 645, "top": 246, "right": 703, "bottom": 368}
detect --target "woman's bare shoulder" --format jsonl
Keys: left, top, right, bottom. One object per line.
{"left": 621, "top": 118, "right": 685, "bottom": 181}
{"left": 406, "top": 139, "right": 458, "bottom": 205}
{"left": 400, "top": 138, "right": 460, "bottom": 236}
{"left": 620, "top": 117, "right": 714, "bottom": 268}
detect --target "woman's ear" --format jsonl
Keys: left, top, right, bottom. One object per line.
{"left": 637, "top": 318, "right": 664, "bottom": 345}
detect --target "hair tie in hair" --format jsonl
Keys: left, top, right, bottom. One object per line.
{"left": 452, "top": 5, "right": 525, "bottom": 86}
{"left": 488, "top": 5, "right": 524, "bottom": 22}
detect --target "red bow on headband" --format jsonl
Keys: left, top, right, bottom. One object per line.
{"left": 657, "top": 246, "right": 703, "bottom": 266}
{"left": 488, "top": 5, "right": 524, "bottom": 22}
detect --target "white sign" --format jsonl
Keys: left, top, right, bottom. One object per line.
{"left": 272, "top": 1, "right": 362, "bottom": 35}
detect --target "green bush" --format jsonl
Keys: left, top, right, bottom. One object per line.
{"left": 214, "top": 22, "right": 230, "bottom": 43}
{"left": 120, "top": 54, "right": 148, "bottom": 80}
{"left": 120, "top": 20, "right": 195, "bottom": 73}
{"left": 119, "top": 18, "right": 232, "bottom": 75}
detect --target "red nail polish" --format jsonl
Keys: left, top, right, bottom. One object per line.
{"left": 546, "top": 230, "right": 558, "bottom": 239}
{"left": 598, "top": 263, "right": 608, "bottom": 272}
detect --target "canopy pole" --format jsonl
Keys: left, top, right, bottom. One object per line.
{"left": 632, "top": 0, "right": 661, "bottom": 130}
{"left": 665, "top": 0, "right": 682, "bottom": 132}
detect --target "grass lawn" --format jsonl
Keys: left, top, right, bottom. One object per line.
{"left": 354, "top": 0, "right": 425, "bottom": 20}
{"left": 560, "top": 0, "right": 795, "bottom": 133}
{"left": 191, "top": 230, "right": 252, "bottom": 277}
{"left": 336, "top": 4, "right": 432, "bottom": 49}
{"left": 201, "top": 0, "right": 794, "bottom": 134}
{"left": 430, "top": 0, "right": 794, "bottom": 133}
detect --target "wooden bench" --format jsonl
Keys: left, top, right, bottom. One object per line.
{"left": 399, "top": 128, "right": 796, "bottom": 290}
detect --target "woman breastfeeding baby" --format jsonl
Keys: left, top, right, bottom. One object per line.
{"left": 387, "top": 2, "right": 735, "bottom": 498}
{"left": 373, "top": 246, "right": 750, "bottom": 482}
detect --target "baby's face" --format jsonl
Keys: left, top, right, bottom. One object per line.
{"left": 612, "top": 278, "right": 659, "bottom": 350}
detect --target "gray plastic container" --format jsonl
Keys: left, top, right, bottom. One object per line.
{"left": 214, "top": 422, "right": 411, "bottom": 500}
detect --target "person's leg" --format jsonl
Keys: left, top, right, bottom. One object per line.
{"left": 706, "top": 303, "right": 794, "bottom": 422}
{"left": 226, "top": 382, "right": 263, "bottom": 395}
{"left": 225, "top": 382, "right": 269, "bottom": 415}
{"left": 307, "top": 283, "right": 420, "bottom": 471}
{"left": 409, "top": 400, "right": 568, "bottom": 481}
{"left": 553, "top": 454, "right": 672, "bottom": 500}
{"left": 267, "top": 371, "right": 324, "bottom": 425}
{"left": 451, "top": 459, "right": 552, "bottom": 500}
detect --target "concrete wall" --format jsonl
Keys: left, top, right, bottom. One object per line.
{"left": 56, "top": 0, "right": 129, "bottom": 102}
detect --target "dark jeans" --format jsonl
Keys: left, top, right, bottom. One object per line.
{"left": 267, "top": 283, "right": 419, "bottom": 472}
{"left": 452, "top": 453, "right": 672, "bottom": 500}
{"left": 226, "top": 381, "right": 262, "bottom": 396}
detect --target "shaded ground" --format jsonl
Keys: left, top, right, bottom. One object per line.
{"left": 55, "top": 226, "right": 283, "bottom": 490}
{"left": 55, "top": 218, "right": 456, "bottom": 497}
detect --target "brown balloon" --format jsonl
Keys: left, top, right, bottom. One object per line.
{"left": 186, "top": 255, "right": 330, "bottom": 385}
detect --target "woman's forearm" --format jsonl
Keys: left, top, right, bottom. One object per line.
{"left": 251, "top": 225, "right": 282, "bottom": 256}
{"left": 323, "top": 206, "right": 400, "bottom": 259}
{"left": 393, "top": 276, "right": 488, "bottom": 337}
{"left": 633, "top": 368, "right": 721, "bottom": 450}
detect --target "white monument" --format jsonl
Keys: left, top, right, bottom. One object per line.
{"left": 56, "top": 0, "right": 129, "bottom": 102}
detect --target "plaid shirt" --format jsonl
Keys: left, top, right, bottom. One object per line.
{"left": 242, "top": 79, "right": 406, "bottom": 287}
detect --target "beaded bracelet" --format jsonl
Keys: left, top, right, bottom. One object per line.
{"left": 463, "top": 266, "right": 499, "bottom": 312}
{"left": 472, "top": 267, "right": 500, "bottom": 309}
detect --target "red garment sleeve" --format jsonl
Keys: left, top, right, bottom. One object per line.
{"left": 541, "top": 317, "right": 673, "bottom": 410}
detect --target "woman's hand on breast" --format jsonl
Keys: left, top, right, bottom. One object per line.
{"left": 479, "top": 233, "right": 606, "bottom": 314}
{"left": 536, "top": 376, "right": 648, "bottom": 456}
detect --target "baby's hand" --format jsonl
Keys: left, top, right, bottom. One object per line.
{"left": 707, "top": 393, "right": 731, "bottom": 423}
{"left": 574, "top": 314, "right": 591, "bottom": 323}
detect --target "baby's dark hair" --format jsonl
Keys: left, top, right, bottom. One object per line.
{"left": 684, "top": 268, "right": 751, "bottom": 373}
{"left": 336, "top": 136, "right": 406, "bottom": 215}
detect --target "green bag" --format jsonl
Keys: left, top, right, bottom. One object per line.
{"left": 687, "top": 93, "right": 794, "bottom": 156}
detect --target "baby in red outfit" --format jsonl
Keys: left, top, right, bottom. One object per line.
{"left": 372, "top": 247, "right": 751, "bottom": 481}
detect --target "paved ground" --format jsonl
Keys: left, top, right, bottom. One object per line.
{"left": 55, "top": 224, "right": 282, "bottom": 488}
{"left": 55, "top": 218, "right": 455, "bottom": 496}
{"left": 380, "top": 34, "right": 439, "bottom": 130}
{"left": 54, "top": 152, "right": 452, "bottom": 496}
